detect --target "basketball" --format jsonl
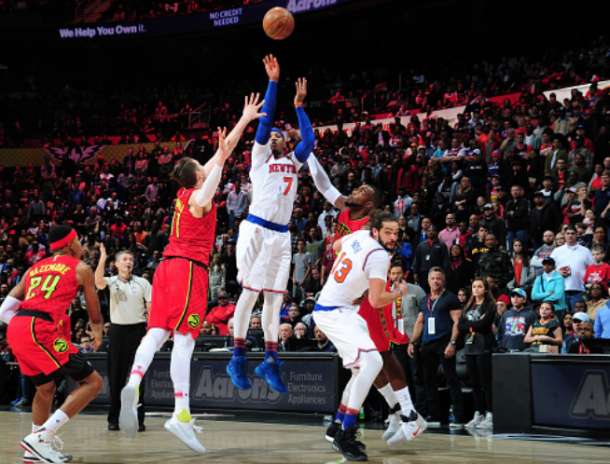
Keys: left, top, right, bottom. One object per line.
{"left": 263, "top": 7, "right": 294, "bottom": 40}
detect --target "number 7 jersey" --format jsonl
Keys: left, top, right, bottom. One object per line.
{"left": 317, "top": 231, "right": 390, "bottom": 311}
{"left": 19, "top": 254, "right": 82, "bottom": 321}
{"left": 249, "top": 141, "right": 304, "bottom": 226}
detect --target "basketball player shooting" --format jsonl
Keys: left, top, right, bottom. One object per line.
{"left": 226, "top": 54, "right": 315, "bottom": 394}
{"left": 118, "top": 94, "right": 265, "bottom": 454}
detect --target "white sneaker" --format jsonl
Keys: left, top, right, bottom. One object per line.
{"left": 465, "top": 411, "right": 483, "bottom": 428}
{"left": 21, "top": 430, "right": 65, "bottom": 464}
{"left": 23, "top": 447, "right": 72, "bottom": 463}
{"left": 119, "top": 385, "right": 139, "bottom": 436}
{"left": 477, "top": 412, "right": 493, "bottom": 430}
{"left": 382, "top": 411, "right": 401, "bottom": 440}
{"left": 387, "top": 412, "right": 427, "bottom": 447}
{"left": 164, "top": 416, "right": 206, "bottom": 454}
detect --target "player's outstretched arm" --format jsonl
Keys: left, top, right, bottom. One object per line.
{"left": 202, "top": 93, "right": 265, "bottom": 177}
{"left": 309, "top": 155, "right": 347, "bottom": 210}
{"left": 78, "top": 262, "right": 103, "bottom": 350}
{"left": 255, "top": 54, "right": 280, "bottom": 146}
{"left": 0, "top": 276, "right": 26, "bottom": 323}
{"left": 193, "top": 127, "right": 231, "bottom": 209}
{"left": 292, "top": 78, "right": 315, "bottom": 163}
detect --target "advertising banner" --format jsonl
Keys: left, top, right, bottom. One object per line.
{"left": 531, "top": 363, "right": 610, "bottom": 430}
{"left": 54, "top": 0, "right": 356, "bottom": 43}
{"left": 83, "top": 354, "right": 340, "bottom": 413}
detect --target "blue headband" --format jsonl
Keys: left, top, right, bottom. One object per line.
{"left": 271, "top": 128, "right": 285, "bottom": 140}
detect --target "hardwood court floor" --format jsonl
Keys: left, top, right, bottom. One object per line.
{"left": 1, "top": 410, "right": 609, "bottom": 464}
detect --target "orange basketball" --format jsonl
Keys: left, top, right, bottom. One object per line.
{"left": 263, "top": 7, "right": 294, "bottom": 40}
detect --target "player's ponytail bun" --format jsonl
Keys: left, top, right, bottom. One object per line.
{"left": 170, "top": 157, "right": 200, "bottom": 188}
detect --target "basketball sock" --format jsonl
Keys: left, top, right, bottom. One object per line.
{"left": 334, "top": 403, "right": 347, "bottom": 423}
{"left": 342, "top": 408, "right": 358, "bottom": 429}
{"left": 171, "top": 331, "right": 195, "bottom": 418}
{"left": 129, "top": 328, "right": 170, "bottom": 387}
{"left": 32, "top": 424, "right": 41, "bottom": 433}
{"left": 377, "top": 383, "right": 399, "bottom": 410}
{"left": 264, "top": 341, "right": 278, "bottom": 362}
{"left": 233, "top": 338, "right": 246, "bottom": 357}
{"left": 262, "top": 292, "right": 282, "bottom": 362}
{"left": 233, "top": 289, "right": 259, "bottom": 344}
{"left": 395, "top": 386, "right": 415, "bottom": 416}
{"left": 39, "top": 409, "right": 69, "bottom": 434}
{"left": 346, "top": 351, "right": 383, "bottom": 425}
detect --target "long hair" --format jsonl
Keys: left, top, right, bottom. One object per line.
{"left": 462, "top": 276, "right": 496, "bottom": 320}
{"left": 510, "top": 238, "right": 530, "bottom": 266}
{"left": 458, "top": 176, "right": 472, "bottom": 194}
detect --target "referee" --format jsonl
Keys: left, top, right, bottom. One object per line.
{"left": 95, "top": 244, "right": 152, "bottom": 432}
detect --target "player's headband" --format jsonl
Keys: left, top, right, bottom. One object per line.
{"left": 271, "top": 128, "right": 285, "bottom": 140}
{"left": 50, "top": 229, "right": 77, "bottom": 250}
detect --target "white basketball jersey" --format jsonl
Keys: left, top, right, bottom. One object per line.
{"left": 317, "top": 231, "right": 390, "bottom": 311}
{"left": 249, "top": 141, "right": 303, "bottom": 225}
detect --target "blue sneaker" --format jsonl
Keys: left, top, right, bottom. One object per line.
{"left": 255, "top": 360, "right": 288, "bottom": 394}
{"left": 227, "top": 356, "right": 252, "bottom": 390}
{"left": 11, "top": 397, "right": 20, "bottom": 405}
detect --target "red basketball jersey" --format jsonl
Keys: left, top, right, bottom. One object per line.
{"left": 335, "top": 209, "right": 370, "bottom": 242}
{"left": 165, "top": 187, "right": 217, "bottom": 266}
{"left": 19, "top": 254, "right": 80, "bottom": 321}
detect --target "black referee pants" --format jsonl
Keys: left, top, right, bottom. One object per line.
{"left": 107, "top": 322, "right": 147, "bottom": 426}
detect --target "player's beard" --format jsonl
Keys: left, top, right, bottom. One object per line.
{"left": 379, "top": 236, "right": 395, "bottom": 252}
{"left": 344, "top": 197, "right": 361, "bottom": 208}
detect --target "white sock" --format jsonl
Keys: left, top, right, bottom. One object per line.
{"left": 39, "top": 409, "right": 69, "bottom": 434}
{"left": 233, "top": 289, "right": 259, "bottom": 340}
{"left": 128, "top": 328, "right": 169, "bottom": 387}
{"left": 32, "top": 423, "right": 41, "bottom": 433}
{"left": 395, "top": 386, "right": 415, "bottom": 417}
{"left": 377, "top": 383, "right": 399, "bottom": 410}
{"left": 171, "top": 331, "right": 195, "bottom": 420}
{"left": 262, "top": 292, "right": 282, "bottom": 344}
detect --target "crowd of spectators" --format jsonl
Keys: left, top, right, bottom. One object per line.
{"left": 1, "top": 36, "right": 610, "bottom": 419}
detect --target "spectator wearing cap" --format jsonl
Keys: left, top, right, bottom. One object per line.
{"left": 529, "top": 191, "right": 562, "bottom": 250}
{"left": 550, "top": 225, "right": 595, "bottom": 311}
{"left": 531, "top": 257, "right": 567, "bottom": 316}
{"left": 480, "top": 203, "right": 507, "bottom": 247}
{"left": 205, "top": 291, "right": 236, "bottom": 335}
{"left": 497, "top": 288, "right": 537, "bottom": 351}
{"left": 545, "top": 136, "right": 568, "bottom": 175}
{"left": 569, "top": 124, "right": 595, "bottom": 155}
{"left": 412, "top": 224, "right": 450, "bottom": 293}
{"left": 564, "top": 311, "right": 592, "bottom": 351}
{"left": 568, "top": 321, "right": 603, "bottom": 353}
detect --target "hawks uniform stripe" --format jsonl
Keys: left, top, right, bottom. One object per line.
{"left": 175, "top": 261, "right": 194, "bottom": 330}
{"left": 30, "top": 317, "right": 61, "bottom": 369}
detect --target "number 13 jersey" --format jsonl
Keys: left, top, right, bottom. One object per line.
{"left": 19, "top": 254, "right": 81, "bottom": 321}
{"left": 317, "top": 231, "right": 390, "bottom": 311}
{"left": 249, "top": 142, "right": 304, "bottom": 226}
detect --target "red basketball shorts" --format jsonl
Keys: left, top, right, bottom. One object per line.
{"left": 8, "top": 314, "right": 77, "bottom": 377}
{"left": 149, "top": 258, "right": 209, "bottom": 339}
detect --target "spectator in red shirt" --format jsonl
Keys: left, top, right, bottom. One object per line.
{"left": 24, "top": 242, "right": 45, "bottom": 266}
{"left": 205, "top": 291, "right": 236, "bottom": 335}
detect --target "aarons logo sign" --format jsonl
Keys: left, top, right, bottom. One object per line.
{"left": 570, "top": 370, "right": 610, "bottom": 420}
{"left": 192, "top": 367, "right": 282, "bottom": 404}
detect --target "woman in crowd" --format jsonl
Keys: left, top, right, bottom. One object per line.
{"left": 562, "top": 313, "right": 574, "bottom": 341}
{"left": 446, "top": 244, "right": 474, "bottom": 294}
{"left": 453, "top": 177, "right": 476, "bottom": 221}
{"left": 507, "top": 238, "right": 536, "bottom": 292}
{"left": 458, "top": 277, "right": 497, "bottom": 429}
{"left": 586, "top": 283, "right": 608, "bottom": 321}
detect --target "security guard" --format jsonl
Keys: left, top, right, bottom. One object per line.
{"left": 95, "top": 244, "right": 151, "bottom": 431}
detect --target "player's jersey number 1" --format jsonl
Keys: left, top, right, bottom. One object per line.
{"left": 330, "top": 252, "right": 353, "bottom": 283}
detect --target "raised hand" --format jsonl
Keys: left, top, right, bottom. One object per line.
{"left": 217, "top": 127, "right": 230, "bottom": 162}
{"left": 294, "top": 78, "right": 307, "bottom": 105}
{"left": 242, "top": 93, "right": 266, "bottom": 122}
{"left": 263, "top": 54, "right": 280, "bottom": 82}
{"left": 99, "top": 243, "right": 107, "bottom": 262}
